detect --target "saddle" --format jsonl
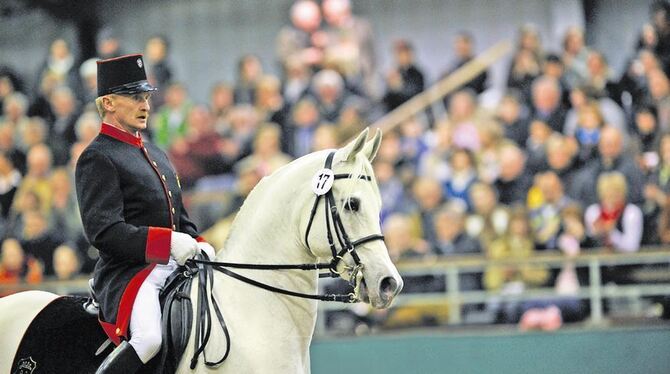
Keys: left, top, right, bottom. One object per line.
{"left": 11, "top": 256, "right": 215, "bottom": 374}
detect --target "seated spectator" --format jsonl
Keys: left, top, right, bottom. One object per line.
{"left": 0, "top": 123, "right": 26, "bottom": 174}
{"left": 444, "top": 89, "right": 481, "bottom": 151}
{"left": 49, "top": 167, "right": 83, "bottom": 244}
{"left": 20, "top": 209, "right": 65, "bottom": 276}
{"left": 632, "top": 105, "right": 662, "bottom": 175}
{"left": 585, "top": 50, "right": 621, "bottom": 102}
{"left": 529, "top": 171, "right": 576, "bottom": 250}
{"left": 494, "top": 143, "right": 533, "bottom": 205}
{"left": 0, "top": 238, "right": 42, "bottom": 287}
{"left": 234, "top": 54, "right": 264, "bottom": 105}
{"left": 496, "top": 91, "right": 529, "bottom": 148}
{"left": 529, "top": 76, "right": 567, "bottom": 133}
{"left": 237, "top": 123, "right": 292, "bottom": 177}
{"left": 408, "top": 177, "right": 444, "bottom": 245}
{"left": 310, "top": 69, "right": 353, "bottom": 123}
{"left": 642, "top": 132, "right": 670, "bottom": 244}
{"left": 507, "top": 48, "right": 542, "bottom": 105}
{"left": 374, "top": 158, "right": 408, "bottom": 224}
{"left": 484, "top": 205, "right": 549, "bottom": 322}
{"left": 466, "top": 182, "right": 509, "bottom": 249}
{"left": 281, "top": 56, "right": 312, "bottom": 107}
{"left": 0, "top": 150, "right": 21, "bottom": 219}
{"left": 144, "top": 35, "right": 173, "bottom": 108}
{"left": 209, "top": 82, "right": 235, "bottom": 131}
{"left": 561, "top": 26, "right": 590, "bottom": 90}
{"left": 312, "top": 125, "right": 339, "bottom": 151}
{"left": 2, "top": 92, "right": 30, "bottom": 130}
{"left": 525, "top": 119, "right": 554, "bottom": 174}
{"left": 275, "top": 0, "right": 324, "bottom": 73}
{"left": 53, "top": 244, "right": 81, "bottom": 281}
{"left": 443, "top": 148, "right": 478, "bottom": 211}
{"left": 475, "top": 119, "right": 508, "bottom": 184}
{"left": 76, "top": 58, "right": 98, "bottom": 105}
{"left": 645, "top": 68, "right": 670, "bottom": 132}
{"left": 47, "top": 86, "right": 80, "bottom": 165}
{"left": 440, "top": 31, "right": 488, "bottom": 110}
{"left": 418, "top": 122, "right": 452, "bottom": 183}
{"left": 398, "top": 118, "right": 429, "bottom": 169}
{"left": 571, "top": 126, "right": 645, "bottom": 206}
{"left": 151, "top": 82, "right": 192, "bottom": 149}
{"left": 584, "top": 172, "right": 643, "bottom": 252}
{"left": 255, "top": 75, "right": 288, "bottom": 127}
{"left": 284, "top": 98, "right": 321, "bottom": 158}
{"left": 432, "top": 202, "right": 481, "bottom": 256}
{"left": 221, "top": 104, "right": 259, "bottom": 162}
{"left": 571, "top": 101, "right": 605, "bottom": 166}
{"left": 563, "top": 85, "right": 626, "bottom": 140}
{"left": 11, "top": 144, "right": 54, "bottom": 216}
{"left": 544, "top": 134, "right": 580, "bottom": 193}
{"left": 335, "top": 101, "right": 366, "bottom": 143}
{"left": 73, "top": 110, "right": 101, "bottom": 148}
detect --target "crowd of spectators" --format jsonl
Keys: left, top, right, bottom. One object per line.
{"left": 1, "top": 0, "right": 670, "bottom": 327}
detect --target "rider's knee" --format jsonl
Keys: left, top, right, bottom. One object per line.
{"left": 129, "top": 328, "right": 162, "bottom": 363}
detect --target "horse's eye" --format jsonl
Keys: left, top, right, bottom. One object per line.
{"left": 344, "top": 197, "right": 360, "bottom": 212}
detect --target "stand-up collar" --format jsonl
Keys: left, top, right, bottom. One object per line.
{"left": 100, "top": 123, "right": 143, "bottom": 148}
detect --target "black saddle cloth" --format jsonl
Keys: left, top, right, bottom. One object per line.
{"left": 11, "top": 296, "right": 107, "bottom": 374}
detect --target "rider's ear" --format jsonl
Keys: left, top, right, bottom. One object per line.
{"left": 338, "top": 128, "right": 369, "bottom": 163}
{"left": 361, "top": 128, "right": 382, "bottom": 162}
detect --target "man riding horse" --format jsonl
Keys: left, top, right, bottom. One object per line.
{"left": 75, "top": 54, "right": 215, "bottom": 373}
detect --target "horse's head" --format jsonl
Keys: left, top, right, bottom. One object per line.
{"left": 303, "top": 129, "right": 403, "bottom": 309}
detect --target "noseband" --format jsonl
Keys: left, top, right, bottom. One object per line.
{"left": 304, "top": 151, "right": 385, "bottom": 280}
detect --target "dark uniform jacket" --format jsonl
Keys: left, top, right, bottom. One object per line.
{"left": 75, "top": 123, "right": 201, "bottom": 343}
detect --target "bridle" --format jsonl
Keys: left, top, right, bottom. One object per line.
{"left": 185, "top": 151, "right": 386, "bottom": 368}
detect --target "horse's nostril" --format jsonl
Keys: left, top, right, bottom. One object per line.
{"left": 380, "top": 276, "right": 399, "bottom": 296}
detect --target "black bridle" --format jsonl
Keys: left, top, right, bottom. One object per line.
{"left": 185, "top": 151, "right": 385, "bottom": 368}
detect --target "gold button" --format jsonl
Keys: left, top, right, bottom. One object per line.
{"left": 152, "top": 161, "right": 158, "bottom": 167}
{"left": 161, "top": 175, "right": 166, "bottom": 181}
{"left": 172, "top": 225, "right": 176, "bottom": 230}
{"left": 171, "top": 207, "right": 175, "bottom": 214}
{"left": 115, "top": 328, "right": 121, "bottom": 335}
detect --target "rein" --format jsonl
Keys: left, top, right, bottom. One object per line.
{"left": 184, "top": 151, "right": 385, "bottom": 368}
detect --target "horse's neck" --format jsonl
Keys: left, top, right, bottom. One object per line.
{"left": 213, "top": 163, "right": 320, "bottom": 358}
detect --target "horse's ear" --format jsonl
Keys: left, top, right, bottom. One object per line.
{"left": 362, "top": 128, "right": 382, "bottom": 162}
{"left": 338, "top": 128, "right": 369, "bottom": 163}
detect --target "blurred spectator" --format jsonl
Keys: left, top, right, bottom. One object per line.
{"left": 445, "top": 89, "right": 480, "bottom": 151}
{"left": 20, "top": 209, "right": 65, "bottom": 276}
{"left": 561, "top": 26, "right": 590, "bottom": 89}
{"left": 209, "top": 82, "right": 234, "bottom": 130}
{"left": 27, "top": 72, "right": 58, "bottom": 123}
{"left": 76, "top": 58, "right": 98, "bottom": 104}
{"left": 408, "top": 177, "right": 444, "bottom": 245}
{"left": 571, "top": 101, "right": 605, "bottom": 166}
{"left": 374, "top": 158, "right": 408, "bottom": 224}
{"left": 496, "top": 91, "right": 529, "bottom": 148}
{"left": 530, "top": 76, "right": 567, "bottom": 133}
{"left": 281, "top": 56, "right": 312, "bottom": 106}
{"left": 584, "top": 172, "right": 643, "bottom": 252}
{"left": 507, "top": 45, "right": 542, "bottom": 104}
{"left": 0, "top": 124, "right": 26, "bottom": 175}
{"left": 641, "top": 132, "right": 670, "bottom": 244}
{"left": 96, "top": 27, "right": 124, "bottom": 59}
{"left": 441, "top": 31, "right": 488, "bottom": 110}
{"left": 0, "top": 151, "right": 21, "bottom": 219}
{"left": 382, "top": 40, "right": 426, "bottom": 112}
{"left": 53, "top": 244, "right": 81, "bottom": 281}
{"left": 542, "top": 54, "right": 571, "bottom": 107}
{"left": 484, "top": 206, "right": 549, "bottom": 322}
{"left": 221, "top": 104, "right": 259, "bottom": 162}
{"left": 494, "top": 143, "right": 533, "bottom": 205}
{"left": 310, "top": 69, "right": 354, "bottom": 123}
{"left": 18, "top": 117, "right": 48, "bottom": 155}
{"left": 544, "top": 134, "right": 580, "bottom": 190}
{"left": 398, "top": 118, "right": 428, "bottom": 169}
{"left": 563, "top": 85, "right": 626, "bottom": 139}
{"left": 632, "top": 105, "right": 662, "bottom": 175}
{"left": 74, "top": 111, "right": 101, "bottom": 147}
{"left": 276, "top": 0, "right": 324, "bottom": 72}
{"left": 649, "top": 1, "right": 670, "bottom": 73}
{"left": 529, "top": 171, "right": 576, "bottom": 250}
{"left": 335, "top": 101, "right": 367, "bottom": 143}
{"left": 11, "top": 144, "right": 54, "bottom": 217}
{"left": 234, "top": 54, "right": 264, "bottom": 105}
{"left": 0, "top": 72, "right": 19, "bottom": 110}
{"left": 312, "top": 125, "right": 339, "bottom": 151}
{"left": 35, "top": 39, "right": 79, "bottom": 95}
{"left": 255, "top": 75, "right": 288, "bottom": 127}
{"left": 418, "top": 122, "right": 452, "bottom": 183}
{"left": 432, "top": 202, "right": 481, "bottom": 256}
{"left": 237, "top": 123, "right": 292, "bottom": 177}
{"left": 151, "top": 82, "right": 192, "bottom": 149}
{"left": 385, "top": 213, "right": 427, "bottom": 261}
{"left": 526, "top": 119, "right": 553, "bottom": 172}
{"left": 321, "top": 0, "right": 378, "bottom": 97}
{"left": 49, "top": 167, "right": 83, "bottom": 244}
{"left": 169, "top": 105, "right": 230, "bottom": 188}
{"left": 443, "top": 148, "right": 477, "bottom": 211}
{"left": 144, "top": 35, "right": 173, "bottom": 108}
{"left": 0, "top": 238, "right": 42, "bottom": 286}
{"left": 645, "top": 68, "right": 670, "bottom": 131}
{"left": 47, "top": 86, "right": 81, "bottom": 165}
{"left": 466, "top": 182, "right": 509, "bottom": 249}
{"left": 2, "top": 93, "right": 30, "bottom": 130}
{"left": 571, "top": 126, "right": 645, "bottom": 206}
{"left": 585, "top": 50, "right": 620, "bottom": 102}
{"left": 284, "top": 98, "right": 321, "bottom": 158}
{"left": 476, "top": 119, "right": 508, "bottom": 184}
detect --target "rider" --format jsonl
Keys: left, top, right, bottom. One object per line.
{"left": 75, "top": 54, "right": 215, "bottom": 373}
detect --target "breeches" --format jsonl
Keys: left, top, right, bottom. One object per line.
{"left": 128, "top": 259, "right": 178, "bottom": 363}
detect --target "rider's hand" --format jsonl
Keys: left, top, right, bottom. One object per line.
{"left": 197, "top": 242, "right": 216, "bottom": 260}
{"left": 170, "top": 232, "right": 198, "bottom": 265}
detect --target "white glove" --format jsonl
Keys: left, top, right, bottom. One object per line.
{"left": 170, "top": 232, "right": 198, "bottom": 265}
{"left": 197, "top": 242, "right": 216, "bottom": 260}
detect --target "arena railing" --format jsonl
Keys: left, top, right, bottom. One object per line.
{"left": 2, "top": 247, "right": 668, "bottom": 330}
{"left": 316, "top": 247, "right": 670, "bottom": 333}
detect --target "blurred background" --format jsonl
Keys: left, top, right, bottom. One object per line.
{"left": 1, "top": 0, "right": 669, "bottom": 373}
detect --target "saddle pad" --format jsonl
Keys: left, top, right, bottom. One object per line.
{"left": 11, "top": 296, "right": 107, "bottom": 374}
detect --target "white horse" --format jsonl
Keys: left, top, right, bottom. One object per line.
{"left": 0, "top": 129, "right": 402, "bottom": 373}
